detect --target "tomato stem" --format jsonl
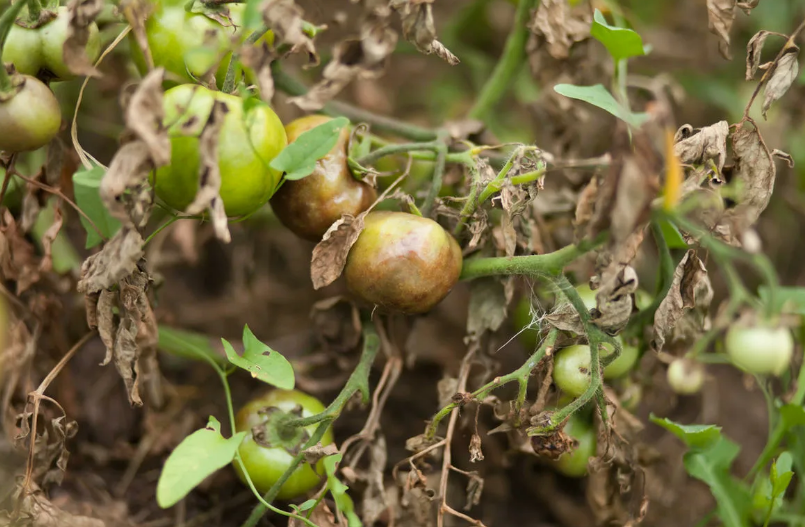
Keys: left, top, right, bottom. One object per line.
{"left": 0, "top": 0, "right": 31, "bottom": 93}
{"left": 421, "top": 141, "right": 447, "bottom": 216}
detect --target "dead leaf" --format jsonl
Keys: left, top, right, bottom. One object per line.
{"left": 762, "top": 46, "right": 799, "bottom": 118}
{"left": 63, "top": 0, "right": 103, "bottom": 77}
{"left": 303, "top": 442, "right": 339, "bottom": 466}
{"left": 592, "top": 265, "right": 638, "bottom": 334}
{"left": 746, "top": 30, "right": 770, "bottom": 80}
{"left": 262, "top": 0, "right": 318, "bottom": 65}
{"left": 184, "top": 99, "right": 231, "bottom": 243}
{"left": 77, "top": 228, "right": 144, "bottom": 294}
{"left": 469, "top": 433, "right": 484, "bottom": 462}
{"left": 467, "top": 277, "right": 512, "bottom": 338}
{"left": 100, "top": 141, "right": 156, "bottom": 228}
{"left": 120, "top": 0, "right": 155, "bottom": 71}
{"left": 528, "top": 0, "right": 591, "bottom": 60}
{"left": 673, "top": 121, "right": 729, "bottom": 172}
{"left": 311, "top": 212, "right": 367, "bottom": 290}
{"left": 4, "top": 483, "right": 105, "bottom": 527}
{"left": 37, "top": 201, "right": 63, "bottom": 274}
{"left": 652, "top": 250, "right": 711, "bottom": 352}
{"left": 125, "top": 68, "right": 170, "bottom": 166}
{"left": 707, "top": 0, "right": 736, "bottom": 59}
{"left": 240, "top": 42, "right": 275, "bottom": 101}
{"left": 390, "top": 0, "right": 458, "bottom": 65}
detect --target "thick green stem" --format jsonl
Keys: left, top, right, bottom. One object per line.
{"left": 467, "top": 0, "right": 538, "bottom": 121}
{"left": 459, "top": 234, "right": 606, "bottom": 281}
{"left": 421, "top": 143, "right": 447, "bottom": 216}
{"left": 272, "top": 64, "right": 438, "bottom": 142}
{"left": 424, "top": 329, "right": 559, "bottom": 440}
{"left": 0, "top": 0, "right": 30, "bottom": 92}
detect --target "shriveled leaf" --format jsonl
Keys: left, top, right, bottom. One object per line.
{"left": 527, "top": 0, "right": 591, "bottom": 60}
{"left": 722, "top": 125, "right": 775, "bottom": 235}
{"left": 554, "top": 84, "right": 647, "bottom": 127}
{"left": 156, "top": 416, "right": 247, "bottom": 508}
{"left": 707, "top": 0, "right": 737, "bottom": 59}
{"left": 221, "top": 324, "right": 295, "bottom": 389}
{"left": 270, "top": 117, "right": 350, "bottom": 180}
{"left": 35, "top": 199, "right": 64, "bottom": 274}
{"left": 590, "top": 8, "right": 645, "bottom": 62}
{"left": 63, "top": 0, "right": 103, "bottom": 77}
{"left": 390, "top": 0, "right": 458, "bottom": 65}
{"left": 746, "top": 30, "right": 770, "bottom": 80}
{"left": 73, "top": 165, "right": 122, "bottom": 248}
{"left": 673, "top": 121, "right": 729, "bottom": 172}
{"left": 303, "top": 443, "right": 339, "bottom": 466}
{"left": 592, "top": 264, "right": 638, "bottom": 333}
{"left": 125, "top": 68, "right": 170, "bottom": 166}
{"left": 185, "top": 99, "right": 231, "bottom": 243}
{"left": 77, "top": 228, "right": 144, "bottom": 294}
{"left": 311, "top": 212, "right": 367, "bottom": 290}
{"left": 261, "top": 0, "right": 318, "bottom": 65}
{"left": 652, "top": 250, "right": 712, "bottom": 352}
{"left": 467, "top": 277, "right": 511, "bottom": 338}
{"left": 240, "top": 42, "right": 275, "bottom": 102}
{"left": 762, "top": 46, "right": 799, "bottom": 118}
{"left": 6, "top": 484, "right": 105, "bottom": 527}
{"left": 100, "top": 141, "right": 156, "bottom": 228}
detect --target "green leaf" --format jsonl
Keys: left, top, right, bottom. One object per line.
{"left": 221, "top": 325, "right": 295, "bottom": 389}
{"left": 324, "top": 454, "right": 362, "bottom": 527}
{"left": 771, "top": 452, "right": 794, "bottom": 500}
{"left": 269, "top": 117, "right": 350, "bottom": 181}
{"left": 157, "top": 325, "right": 227, "bottom": 367}
{"left": 759, "top": 286, "right": 805, "bottom": 315}
{"left": 658, "top": 217, "right": 688, "bottom": 249}
{"left": 684, "top": 437, "right": 750, "bottom": 527}
{"left": 650, "top": 414, "right": 722, "bottom": 450}
{"left": 72, "top": 165, "right": 122, "bottom": 248}
{"left": 156, "top": 416, "right": 247, "bottom": 508}
{"left": 296, "top": 499, "right": 318, "bottom": 512}
{"left": 590, "top": 9, "right": 646, "bottom": 62}
{"left": 780, "top": 404, "right": 805, "bottom": 430}
{"left": 553, "top": 84, "right": 647, "bottom": 127}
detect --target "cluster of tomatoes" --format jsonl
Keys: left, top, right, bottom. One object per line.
{"left": 1, "top": 0, "right": 464, "bottom": 500}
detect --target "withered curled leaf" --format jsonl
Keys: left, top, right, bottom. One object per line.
{"left": 77, "top": 228, "right": 144, "bottom": 294}
{"left": 706, "top": 0, "right": 736, "bottom": 59}
{"left": 467, "top": 277, "right": 512, "bottom": 338}
{"left": 262, "top": 0, "right": 318, "bottom": 65}
{"left": 745, "top": 30, "right": 770, "bottom": 80}
{"left": 528, "top": 0, "right": 591, "bottom": 60}
{"left": 311, "top": 212, "right": 367, "bottom": 290}
{"left": 673, "top": 121, "right": 729, "bottom": 172}
{"left": 63, "top": 0, "right": 103, "bottom": 77}
{"left": 390, "top": 0, "right": 458, "bottom": 65}
{"left": 762, "top": 46, "right": 799, "bottom": 119}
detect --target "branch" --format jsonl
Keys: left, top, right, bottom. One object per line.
{"left": 467, "top": 0, "right": 538, "bottom": 121}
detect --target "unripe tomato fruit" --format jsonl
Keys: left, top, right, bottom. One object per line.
{"left": 554, "top": 413, "right": 596, "bottom": 477}
{"left": 153, "top": 84, "right": 286, "bottom": 217}
{"left": 344, "top": 212, "right": 463, "bottom": 314}
{"left": 553, "top": 339, "right": 639, "bottom": 397}
{"left": 0, "top": 76, "right": 61, "bottom": 153}
{"left": 575, "top": 283, "right": 597, "bottom": 310}
{"left": 725, "top": 324, "right": 794, "bottom": 376}
{"left": 270, "top": 116, "right": 376, "bottom": 241}
{"left": 2, "top": 7, "right": 101, "bottom": 81}
{"left": 234, "top": 389, "right": 334, "bottom": 500}
{"left": 667, "top": 358, "right": 704, "bottom": 395}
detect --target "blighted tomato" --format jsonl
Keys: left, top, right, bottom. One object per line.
{"left": 270, "top": 115, "right": 376, "bottom": 241}
{"left": 344, "top": 212, "right": 463, "bottom": 314}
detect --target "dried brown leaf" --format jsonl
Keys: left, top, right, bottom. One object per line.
{"left": 707, "top": 0, "right": 736, "bottom": 59}
{"left": 262, "top": 0, "right": 318, "bottom": 65}
{"left": 574, "top": 175, "right": 599, "bottom": 239}
{"left": 6, "top": 484, "right": 105, "bottom": 527}
{"left": 721, "top": 125, "right": 775, "bottom": 235}
{"left": 120, "top": 0, "right": 154, "bottom": 70}
{"left": 467, "top": 277, "right": 512, "bottom": 338}
{"left": 528, "top": 0, "right": 591, "bottom": 60}
{"left": 673, "top": 121, "right": 729, "bottom": 172}
{"left": 303, "top": 442, "right": 339, "bottom": 466}
{"left": 125, "top": 68, "right": 170, "bottom": 166}
{"left": 311, "top": 212, "right": 367, "bottom": 289}
{"left": 63, "top": 0, "right": 103, "bottom": 77}
{"left": 593, "top": 265, "right": 638, "bottom": 333}
{"left": 77, "top": 228, "right": 144, "bottom": 294}
{"left": 469, "top": 433, "right": 484, "bottom": 462}
{"left": 762, "top": 46, "right": 799, "bottom": 118}
{"left": 100, "top": 142, "right": 154, "bottom": 227}
{"left": 652, "top": 250, "right": 711, "bottom": 352}
{"left": 746, "top": 30, "right": 770, "bottom": 80}
{"left": 390, "top": 0, "right": 458, "bottom": 65}
{"left": 37, "top": 201, "right": 63, "bottom": 274}
{"left": 240, "top": 42, "right": 275, "bottom": 102}
{"left": 97, "top": 289, "right": 116, "bottom": 362}
{"left": 185, "top": 99, "right": 231, "bottom": 243}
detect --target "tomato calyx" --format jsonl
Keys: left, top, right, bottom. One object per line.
{"left": 0, "top": 70, "right": 26, "bottom": 101}
{"left": 251, "top": 406, "right": 311, "bottom": 456}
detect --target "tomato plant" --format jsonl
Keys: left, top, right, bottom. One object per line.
{"left": 2, "top": 6, "right": 100, "bottom": 81}
{"left": 725, "top": 323, "right": 794, "bottom": 376}
{"left": 344, "top": 211, "right": 463, "bottom": 314}
{"left": 233, "top": 389, "right": 334, "bottom": 500}
{"left": 153, "top": 84, "right": 286, "bottom": 217}
{"left": 270, "top": 115, "right": 377, "bottom": 241}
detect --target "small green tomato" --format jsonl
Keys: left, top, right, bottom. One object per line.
{"left": 553, "top": 339, "right": 640, "bottom": 396}
{"left": 666, "top": 358, "right": 705, "bottom": 395}
{"left": 725, "top": 324, "right": 794, "bottom": 376}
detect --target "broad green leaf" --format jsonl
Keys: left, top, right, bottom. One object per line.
{"left": 270, "top": 117, "right": 350, "bottom": 181}
{"left": 771, "top": 452, "right": 794, "bottom": 500}
{"left": 553, "top": 84, "right": 647, "bottom": 127}
{"left": 157, "top": 325, "right": 227, "bottom": 367}
{"left": 590, "top": 9, "right": 646, "bottom": 62}
{"left": 684, "top": 437, "right": 749, "bottom": 527}
{"left": 296, "top": 499, "right": 318, "bottom": 512}
{"left": 650, "top": 415, "right": 722, "bottom": 450}
{"left": 222, "top": 325, "right": 295, "bottom": 389}
{"left": 324, "top": 454, "right": 362, "bottom": 527}
{"left": 72, "top": 165, "right": 121, "bottom": 248}
{"left": 658, "top": 217, "right": 688, "bottom": 249}
{"left": 780, "top": 404, "right": 805, "bottom": 430}
{"left": 759, "top": 286, "right": 805, "bottom": 315}
{"left": 156, "top": 416, "right": 247, "bottom": 508}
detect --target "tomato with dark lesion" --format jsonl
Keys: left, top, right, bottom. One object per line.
{"left": 270, "top": 115, "right": 377, "bottom": 242}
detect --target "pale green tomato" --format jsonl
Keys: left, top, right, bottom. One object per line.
{"left": 667, "top": 359, "right": 704, "bottom": 395}
{"left": 725, "top": 324, "right": 794, "bottom": 376}
{"left": 554, "top": 339, "right": 639, "bottom": 396}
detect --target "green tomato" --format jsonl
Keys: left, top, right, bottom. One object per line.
{"left": 153, "top": 84, "right": 286, "bottom": 217}
{"left": 553, "top": 339, "right": 639, "bottom": 396}
{"left": 130, "top": 1, "right": 268, "bottom": 88}
{"left": 725, "top": 324, "right": 794, "bottom": 376}
{"left": 3, "top": 7, "right": 101, "bottom": 81}
{"left": 634, "top": 289, "right": 653, "bottom": 311}
{"left": 0, "top": 75, "right": 62, "bottom": 153}
{"left": 575, "top": 283, "right": 597, "bottom": 310}
{"left": 666, "top": 358, "right": 705, "bottom": 395}
{"left": 233, "top": 389, "right": 334, "bottom": 500}
{"left": 344, "top": 212, "right": 463, "bottom": 314}
{"left": 554, "top": 413, "right": 596, "bottom": 477}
